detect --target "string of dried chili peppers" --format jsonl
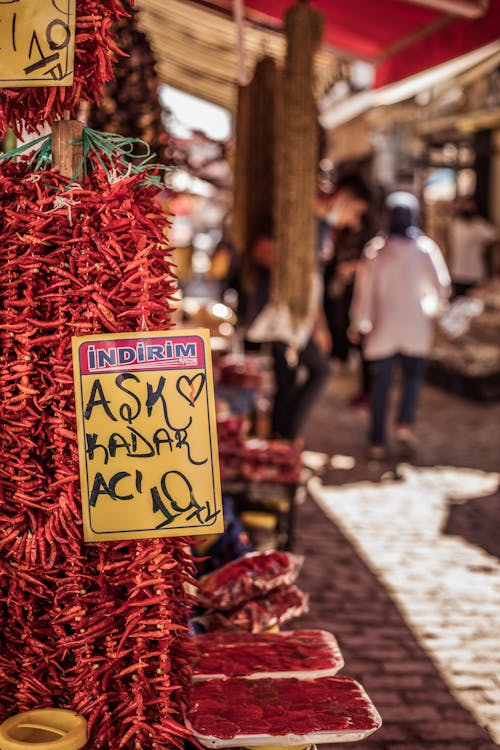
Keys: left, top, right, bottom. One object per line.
{"left": 0, "top": 0, "right": 130, "bottom": 139}
{"left": 0, "top": 154, "right": 198, "bottom": 749}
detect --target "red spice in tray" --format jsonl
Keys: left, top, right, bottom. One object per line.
{"left": 191, "top": 629, "right": 343, "bottom": 677}
{"left": 196, "top": 584, "right": 309, "bottom": 634}
{"left": 197, "top": 551, "right": 303, "bottom": 611}
{"left": 218, "top": 438, "right": 302, "bottom": 484}
{"left": 185, "top": 675, "right": 381, "bottom": 739}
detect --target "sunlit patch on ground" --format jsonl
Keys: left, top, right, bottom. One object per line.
{"left": 309, "top": 465, "right": 500, "bottom": 743}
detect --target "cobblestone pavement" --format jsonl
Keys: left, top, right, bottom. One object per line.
{"left": 291, "top": 370, "right": 500, "bottom": 749}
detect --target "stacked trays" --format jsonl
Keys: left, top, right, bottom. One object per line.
{"left": 183, "top": 629, "right": 382, "bottom": 747}
{"left": 183, "top": 674, "right": 381, "bottom": 747}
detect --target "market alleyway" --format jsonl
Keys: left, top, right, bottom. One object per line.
{"left": 291, "top": 367, "right": 500, "bottom": 750}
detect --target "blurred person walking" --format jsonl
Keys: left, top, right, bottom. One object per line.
{"left": 209, "top": 212, "right": 240, "bottom": 303}
{"left": 247, "top": 175, "right": 370, "bottom": 441}
{"left": 318, "top": 176, "right": 372, "bottom": 406}
{"left": 245, "top": 231, "right": 331, "bottom": 441}
{"left": 448, "top": 196, "right": 498, "bottom": 298}
{"left": 349, "top": 192, "right": 451, "bottom": 460}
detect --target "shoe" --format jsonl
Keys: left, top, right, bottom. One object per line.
{"left": 367, "top": 444, "right": 386, "bottom": 461}
{"left": 395, "top": 426, "right": 418, "bottom": 447}
{"left": 395, "top": 426, "right": 418, "bottom": 456}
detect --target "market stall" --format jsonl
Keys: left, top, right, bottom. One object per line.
{"left": 182, "top": 552, "right": 381, "bottom": 749}
{"left": 0, "top": 2, "right": 201, "bottom": 748}
{"left": 0, "top": 3, "right": 384, "bottom": 749}
{"left": 429, "top": 279, "right": 500, "bottom": 400}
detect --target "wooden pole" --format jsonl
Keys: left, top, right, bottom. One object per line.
{"left": 51, "top": 120, "right": 84, "bottom": 179}
{"left": 233, "top": 0, "right": 248, "bottom": 86}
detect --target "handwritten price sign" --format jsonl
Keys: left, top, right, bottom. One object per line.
{"left": 72, "top": 330, "right": 224, "bottom": 542}
{"left": 0, "top": 0, "right": 75, "bottom": 87}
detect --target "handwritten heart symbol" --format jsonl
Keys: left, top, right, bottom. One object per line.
{"left": 176, "top": 373, "right": 206, "bottom": 407}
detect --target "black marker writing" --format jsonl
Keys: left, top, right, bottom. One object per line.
{"left": 87, "top": 468, "right": 221, "bottom": 529}
{"left": 115, "top": 373, "right": 141, "bottom": 424}
{"left": 84, "top": 379, "right": 117, "bottom": 422}
{"left": 89, "top": 471, "right": 134, "bottom": 507}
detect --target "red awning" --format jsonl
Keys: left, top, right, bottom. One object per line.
{"left": 374, "top": 3, "right": 500, "bottom": 86}
{"left": 204, "top": 0, "right": 500, "bottom": 87}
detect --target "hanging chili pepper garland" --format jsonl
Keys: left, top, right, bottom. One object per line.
{"left": 0, "top": 142, "right": 198, "bottom": 748}
{"left": 0, "top": 1, "right": 200, "bottom": 744}
{"left": 0, "top": 0, "right": 130, "bottom": 140}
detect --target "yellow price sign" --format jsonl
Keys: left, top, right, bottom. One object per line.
{"left": 72, "top": 329, "right": 224, "bottom": 542}
{"left": 0, "top": 0, "right": 75, "bottom": 87}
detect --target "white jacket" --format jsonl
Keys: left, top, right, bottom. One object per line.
{"left": 246, "top": 271, "right": 323, "bottom": 351}
{"left": 350, "top": 234, "right": 451, "bottom": 360}
{"left": 449, "top": 216, "right": 498, "bottom": 284}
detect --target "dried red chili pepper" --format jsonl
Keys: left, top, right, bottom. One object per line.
{"left": 0, "top": 1, "right": 131, "bottom": 139}
{"left": 0, "top": 156, "right": 196, "bottom": 749}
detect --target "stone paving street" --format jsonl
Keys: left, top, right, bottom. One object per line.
{"left": 290, "top": 368, "right": 500, "bottom": 749}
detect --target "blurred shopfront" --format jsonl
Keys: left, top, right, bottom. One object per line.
{"left": 320, "top": 45, "right": 500, "bottom": 257}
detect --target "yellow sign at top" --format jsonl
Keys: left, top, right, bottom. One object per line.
{"left": 0, "top": 0, "right": 75, "bottom": 87}
{"left": 72, "top": 329, "right": 224, "bottom": 542}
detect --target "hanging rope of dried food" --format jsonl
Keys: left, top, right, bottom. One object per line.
{"left": 0, "top": 0, "right": 130, "bottom": 139}
{"left": 0, "top": 3, "right": 198, "bottom": 747}
{"left": 274, "top": 3, "right": 323, "bottom": 321}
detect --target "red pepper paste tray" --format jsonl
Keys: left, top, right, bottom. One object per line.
{"left": 197, "top": 551, "right": 304, "bottom": 611}
{"left": 183, "top": 675, "right": 382, "bottom": 747}
{"left": 194, "top": 584, "right": 309, "bottom": 634}
{"left": 191, "top": 629, "right": 344, "bottom": 680}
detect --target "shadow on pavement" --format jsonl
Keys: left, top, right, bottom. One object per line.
{"left": 290, "top": 493, "right": 498, "bottom": 750}
{"left": 443, "top": 489, "right": 500, "bottom": 560}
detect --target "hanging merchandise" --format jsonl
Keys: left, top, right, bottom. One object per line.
{"left": 0, "top": 0, "right": 212, "bottom": 741}
{"left": 232, "top": 57, "right": 280, "bottom": 258}
{"left": 0, "top": 0, "right": 128, "bottom": 138}
{"left": 0, "top": 0, "right": 201, "bottom": 736}
{"left": 0, "top": 134, "right": 199, "bottom": 747}
{"left": 86, "top": 0, "right": 168, "bottom": 162}
{"left": 274, "top": 3, "right": 324, "bottom": 321}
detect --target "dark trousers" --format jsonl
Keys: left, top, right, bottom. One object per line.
{"left": 368, "top": 353, "right": 425, "bottom": 446}
{"left": 271, "top": 337, "right": 330, "bottom": 440}
{"left": 324, "top": 284, "right": 353, "bottom": 362}
{"left": 361, "top": 352, "right": 372, "bottom": 396}
{"left": 452, "top": 281, "right": 475, "bottom": 299}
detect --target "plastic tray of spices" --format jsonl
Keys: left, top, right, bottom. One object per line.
{"left": 182, "top": 675, "right": 382, "bottom": 747}
{"left": 191, "top": 629, "right": 344, "bottom": 680}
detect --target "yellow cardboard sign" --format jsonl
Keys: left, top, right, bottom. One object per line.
{"left": 72, "top": 329, "right": 224, "bottom": 542}
{"left": 0, "top": 0, "right": 75, "bottom": 87}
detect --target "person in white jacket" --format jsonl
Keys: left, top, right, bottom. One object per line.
{"left": 449, "top": 196, "right": 498, "bottom": 297}
{"left": 349, "top": 192, "right": 451, "bottom": 460}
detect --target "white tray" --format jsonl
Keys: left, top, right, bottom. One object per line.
{"left": 184, "top": 719, "right": 381, "bottom": 747}
{"left": 191, "top": 629, "right": 344, "bottom": 681}
{"left": 182, "top": 676, "right": 382, "bottom": 748}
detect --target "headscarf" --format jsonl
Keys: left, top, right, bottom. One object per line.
{"left": 386, "top": 191, "right": 421, "bottom": 239}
